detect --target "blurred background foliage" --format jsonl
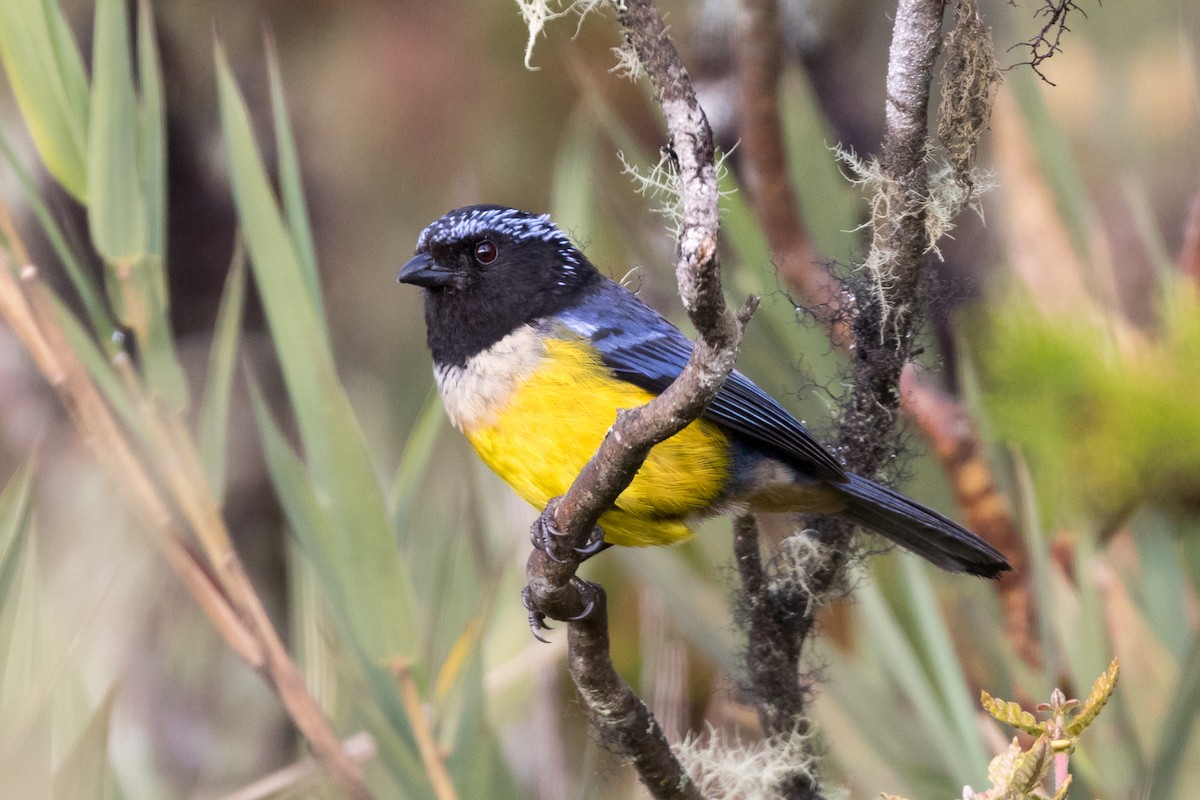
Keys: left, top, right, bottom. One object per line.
{"left": 0, "top": 0, "right": 1197, "bottom": 798}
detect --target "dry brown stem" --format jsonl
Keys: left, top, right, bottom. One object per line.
{"left": 899, "top": 365, "right": 1040, "bottom": 667}
{"left": 735, "top": 0, "right": 851, "bottom": 347}
{"left": 1179, "top": 181, "right": 1200, "bottom": 285}
{"left": 0, "top": 247, "right": 371, "bottom": 798}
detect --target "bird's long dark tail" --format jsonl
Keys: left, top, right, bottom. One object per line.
{"left": 837, "top": 474, "right": 1010, "bottom": 578}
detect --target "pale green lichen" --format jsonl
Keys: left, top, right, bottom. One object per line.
{"left": 673, "top": 727, "right": 821, "bottom": 800}
{"left": 514, "top": 0, "right": 606, "bottom": 69}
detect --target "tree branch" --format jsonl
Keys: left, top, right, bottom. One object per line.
{"left": 730, "top": 2, "right": 985, "bottom": 796}
{"left": 521, "top": 0, "right": 755, "bottom": 797}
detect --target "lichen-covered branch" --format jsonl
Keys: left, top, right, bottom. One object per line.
{"left": 521, "top": 0, "right": 754, "bottom": 797}
{"left": 839, "top": 0, "right": 946, "bottom": 474}
{"left": 730, "top": 1, "right": 993, "bottom": 796}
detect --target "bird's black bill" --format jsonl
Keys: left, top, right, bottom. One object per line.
{"left": 397, "top": 253, "right": 456, "bottom": 288}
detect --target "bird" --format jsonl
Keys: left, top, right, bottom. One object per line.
{"left": 398, "top": 204, "right": 1010, "bottom": 578}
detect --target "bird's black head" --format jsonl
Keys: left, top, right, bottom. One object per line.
{"left": 398, "top": 205, "right": 601, "bottom": 367}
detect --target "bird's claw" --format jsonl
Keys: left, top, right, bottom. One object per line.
{"left": 530, "top": 503, "right": 607, "bottom": 564}
{"left": 521, "top": 584, "right": 553, "bottom": 643}
{"left": 564, "top": 576, "right": 600, "bottom": 622}
{"left": 520, "top": 577, "right": 603, "bottom": 641}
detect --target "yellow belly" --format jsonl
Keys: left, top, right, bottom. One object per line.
{"left": 462, "top": 337, "right": 731, "bottom": 546}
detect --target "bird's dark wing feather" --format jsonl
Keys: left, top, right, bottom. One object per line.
{"left": 557, "top": 281, "right": 848, "bottom": 482}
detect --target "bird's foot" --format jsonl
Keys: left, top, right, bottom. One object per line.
{"left": 521, "top": 577, "right": 602, "bottom": 642}
{"left": 530, "top": 502, "right": 608, "bottom": 563}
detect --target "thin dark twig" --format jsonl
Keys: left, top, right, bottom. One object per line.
{"left": 520, "top": 0, "right": 757, "bottom": 797}
{"left": 1006, "top": 0, "right": 1091, "bottom": 85}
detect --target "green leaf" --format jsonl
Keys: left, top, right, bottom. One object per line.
{"left": 1067, "top": 658, "right": 1118, "bottom": 737}
{"left": 45, "top": 293, "right": 140, "bottom": 435}
{"left": 90, "top": 0, "right": 184, "bottom": 408}
{"left": 981, "top": 690, "right": 1045, "bottom": 737}
{"left": 387, "top": 389, "right": 446, "bottom": 533}
{"left": 249, "top": 382, "right": 427, "bottom": 788}
{"left": 898, "top": 558, "right": 991, "bottom": 775}
{"left": 0, "top": 0, "right": 90, "bottom": 199}
{"left": 217, "top": 42, "right": 417, "bottom": 662}
{"left": 88, "top": 0, "right": 146, "bottom": 261}
{"left": 51, "top": 687, "right": 117, "bottom": 800}
{"left": 265, "top": 33, "right": 323, "bottom": 330}
{"left": 198, "top": 245, "right": 247, "bottom": 504}
{"left": 1006, "top": 736, "right": 1053, "bottom": 798}
{"left": 1146, "top": 632, "right": 1200, "bottom": 800}
{"left": 136, "top": 0, "right": 166, "bottom": 258}
{"left": 0, "top": 125, "right": 113, "bottom": 342}
{"left": 0, "top": 460, "right": 35, "bottom": 621}
{"left": 859, "top": 580, "right": 980, "bottom": 786}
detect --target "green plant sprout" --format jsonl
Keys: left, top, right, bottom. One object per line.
{"left": 884, "top": 658, "right": 1119, "bottom": 800}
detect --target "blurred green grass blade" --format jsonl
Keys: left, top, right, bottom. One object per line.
{"left": 443, "top": 652, "right": 523, "bottom": 800}
{"left": 0, "top": 0, "right": 90, "bottom": 200}
{"left": 898, "top": 559, "right": 991, "bottom": 776}
{"left": 265, "top": 35, "right": 323, "bottom": 330}
{"left": 115, "top": 254, "right": 187, "bottom": 409}
{"left": 88, "top": 0, "right": 146, "bottom": 261}
{"left": 1010, "top": 446, "right": 1060, "bottom": 674}
{"left": 614, "top": 547, "right": 739, "bottom": 675}
{"left": 1009, "top": 70, "right": 1093, "bottom": 262}
{"left": 387, "top": 389, "right": 445, "bottom": 532}
{"left": 1147, "top": 629, "right": 1200, "bottom": 800}
{"left": 218, "top": 44, "right": 418, "bottom": 661}
{"left": 254, "top": 385, "right": 434, "bottom": 792}
{"left": 0, "top": 109, "right": 113, "bottom": 342}
{"left": 0, "top": 460, "right": 35, "bottom": 622}
{"left": 198, "top": 245, "right": 247, "bottom": 504}
{"left": 859, "top": 579, "right": 979, "bottom": 787}
{"left": 91, "top": 0, "right": 184, "bottom": 408}
{"left": 248, "top": 379, "right": 376, "bottom": 664}
{"left": 288, "top": 539, "right": 340, "bottom": 716}
{"left": 718, "top": 165, "right": 845, "bottom": 401}
{"left": 47, "top": 293, "right": 140, "bottom": 434}
{"left": 779, "top": 68, "right": 864, "bottom": 260}
{"left": 549, "top": 106, "right": 596, "bottom": 237}
{"left": 813, "top": 680, "right": 909, "bottom": 796}
{"left": 136, "top": 0, "right": 166, "bottom": 258}
{"left": 52, "top": 687, "right": 117, "bottom": 800}
{"left": 250, "top": 381, "right": 431, "bottom": 784}
{"left": 1131, "top": 511, "right": 1189, "bottom": 661}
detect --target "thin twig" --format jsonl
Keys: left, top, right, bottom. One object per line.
{"left": 1006, "top": 0, "right": 1088, "bottom": 85}
{"left": 219, "top": 732, "right": 377, "bottom": 800}
{"left": 394, "top": 661, "right": 459, "bottom": 800}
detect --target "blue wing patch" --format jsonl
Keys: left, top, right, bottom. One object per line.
{"left": 557, "top": 281, "right": 848, "bottom": 482}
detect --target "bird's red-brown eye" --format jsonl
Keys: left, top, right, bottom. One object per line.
{"left": 474, "top": 239, "right": 498, "bottom": 265}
